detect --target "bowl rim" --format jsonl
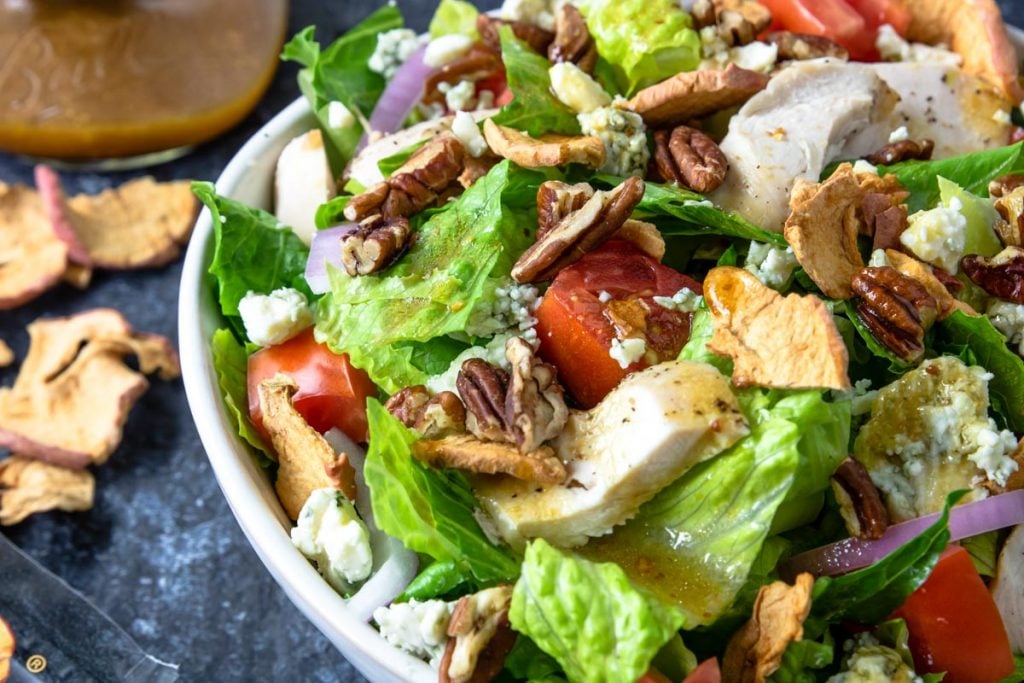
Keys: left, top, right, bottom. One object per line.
{"left": 178, "top": 96, "right": 431, "bottom": 682}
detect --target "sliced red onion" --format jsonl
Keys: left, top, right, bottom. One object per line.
{"left": 784, "top": 489, "right": 1024, "bottom": 578}
{"left": 358, "top": 44, "right": 432, "bottom": 152}
{"left": 305, "top": 225, "right": 355, "bottom": 295}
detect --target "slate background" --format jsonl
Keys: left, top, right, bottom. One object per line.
{"left": 0, "top": 1, "right": 1020, "bottom": 682}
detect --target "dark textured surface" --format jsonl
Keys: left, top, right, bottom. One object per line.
{"left": 0, "top": 2, "right": 1021, "bottom": 682}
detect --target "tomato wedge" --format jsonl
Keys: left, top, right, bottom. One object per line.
{"left": 247, "top": 328, "right": 377, "bottom": 444}
{"left": 845, "top": 0, "right": 911, "bottom": 35}
{"left": 759, "top": 0, "right": 877, "bottom": 60}
{"left": 891, "top": 546, "right": 1015, "bottom": 683}
{"left": 682, "top": 659, "right": 721, "bottom": 683}
{"left": 534, "top": 240, "right": 700, "bottom": 408}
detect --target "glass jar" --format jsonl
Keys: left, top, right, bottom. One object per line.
{"left": 0, "top": 0, "right": 288, "bottom": 165}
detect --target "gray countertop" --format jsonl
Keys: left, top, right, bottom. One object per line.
{"left": 0, "top": 1, "right": 1020, "bottom": 681}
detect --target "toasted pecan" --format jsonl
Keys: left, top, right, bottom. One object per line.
{"left": 628, "top": 64, "right": 770, "bottom": 127}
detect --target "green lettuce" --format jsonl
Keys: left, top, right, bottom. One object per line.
{"left": 1003, "top": 657, "right": 1024, "bottom": 683}
{"left": 504, "top": 636, "right": 565, "bottom": 681}
{"left": 578, "top": 0, "right": 701, "bottom": 95}
{"left": 315, "top": 161, "right": 542, "bottom": 393}
{"left": 396, "top": 560, "right": 475, "bottom": 602}
{"left": 510, "top": 539, "right": 686, "bottom": 683}
{"left": 429, "top": 0, "right": 479, "bottom": 39}
{"left": 678, "top": 305, "right": 732, "bottom": 375}
{"left": 210, "top": 329, "right": 270, "bottom": 462}
{"left": 363, "top": 400, "right": 520, "bottom": 582}
{"left": 377, "top": 140, "right": 426, "bottom": 178}
{"left": 281, "top": 7, "right": 404, "bottom": 172}
{"left": 492, "top": 29, "right": 582, "bottom": 136}
{"left": 193, "top": 182, "right": 311, "bottom": 340}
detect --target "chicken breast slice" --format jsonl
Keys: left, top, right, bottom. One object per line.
{"left": 992, "top": 524, "right": 1024, "bottom": 654}
{"left": 275, "top": 130, "right": 336, "bottom": 245}
{"left": 473, "top": 361, "right": 749, "bottom": 549}
{"left": 711, "top": 59, "right": 899, "bottom": 233}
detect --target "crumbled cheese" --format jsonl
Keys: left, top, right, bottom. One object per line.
{"left": 876, "top": 23, "right": 962, "bottom": 66}
{"left": 598, "top": 290, "right": 613, "bottom": 303}
{"left": 237, "top": 288, "right": 313, "bottom": 347}
{"left": 291, "top": 488, "right": 373, "bottom": 594}
{"left": 744, "top": 242, "right": 798, "bottom": 290}
{"left": 476, "top": 89, "right": 495, "bottom": 110}
{"left": 451, "top": 111, "right": 489, "bottom": 157}
{"left": 900, "top": 196, "right": 967, "bottom": 273}
{"left": 327, "top": 101, "right": 356, "bottom": 130}
{"left": 549, "top": 62, "right": 611, "bottom": 114}
{"left": 439, "top": 79, "right": 478, "bottom": 112}
{"left": 888, "top": 126, "right": 909, "bottom": 143}
{"left": 501, "top": 0, "right": 556, "bottom": 31}
{"left": 868, "top": 248, "right": 891, "bottom": 268}
{"left": 368, "top": 29, "right": 423, "bottom": 80}
{"left": 828, "top": 636, "right": 920, "bottom": 683}
{"left": 699, "top": 26, "right": 730, "bottom": 61}
{"left": 853, "top": 159, "right": 879, "bottom": 175}
{"left": 833, "top": 378, "right": 880, "bottom": 417}
{"left": 578, "top": 99, "right": 649, "bottom": 177}
{"left": 987, "top": 300, "right": 1024, "bottom": 356}
{"left": 699, "top": 26, "right": 778, "bottom": 74}
{"left": 374, "top": 600, "right": 454, "bottom": 666}
{"left": 465, "top": 282, "right": 541, "bottom": 339}
{"left": 609, "top": 337, "right": 646, "bottom": 369}
{"left": 653, "top": 288, "right": 702, "bottom": 313}
{"left": 994, "top": 109, "right": 1013, "bottom": 126}
{"left": 424, "top": 34, "right": 474, "bottom": 68}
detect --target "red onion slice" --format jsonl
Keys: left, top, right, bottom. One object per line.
{"left": 358, "top": 44, "right": 432, "bottom": 152}
{"left": 305, "top": 224, "right": 355, "bottom": 295}
{"left": 784, "top": 489, "right": 1024, "bottom": 578}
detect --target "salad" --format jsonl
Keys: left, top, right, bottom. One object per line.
{"left": 195, "top": 0, "right": 1024, "bottom": 680}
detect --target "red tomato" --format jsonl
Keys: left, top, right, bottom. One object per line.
{"left": 844, "top": 0, "right": 911, "bottom": 35}
{"left": 891, "top": 546, "right": 1014, "bottom": 683}
{"left": 247, "top": 328, "right": 377, "bottom": 444}
{"left": 534, "top": 240, "right": 701, "bottom": 408}
{"left": 682, "top": 659, "right": 721, "bottom": 683}
{"left": 759, "top": 0, "right": 877, "bottom": 60}
{"left": 475, "top": 69, "right": 513, "bottom": 107}
{"left": 637, "top": 668, "right": 672, "bottom": 683}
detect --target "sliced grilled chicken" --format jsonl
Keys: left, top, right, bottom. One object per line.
{"left": 274, "top": 130, "right": 336, "bottom": 245}
{"left": 992, "top": 524, "right": 1024, "bottom": 654}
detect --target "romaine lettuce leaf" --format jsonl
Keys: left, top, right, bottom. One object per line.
{"left": 492, "top": 29, "right": 582, "bottom": 137}
{"left": 577, "top": 0, "right": 701, "bottom": 95}
{"left": 396, "top": 559, "right": 475, "bottom": 602}
{"left": 193, "top": 182, "right": 311, "bottom": 339}
{"left": 429, "top": 0, "right": 479, "bottom": 39}
{"left": 678, "top": 305, "right": 733, "bottom": 375}
{"left": 210, "top": 329, "right": 271, "bottom": 462}
{"left": 315, "top": 161, "right": 543, "bottom": 393}
{"left": 363, "top": 400, "right": 520, "bottom": 582}
{"left": 504, "top": 636, "right": 565, "bottom": 682}
{"left": 510, "top": 539, "right": 686, "bottom": 683}
{"left": 770, "top": 632, "right": 835, "bottom": 683}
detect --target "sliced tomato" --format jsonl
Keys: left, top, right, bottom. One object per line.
{"left": 759, "top": 0, "right": 877, "bottom": 60}
{"left": 844, "top": 0, "right": 911, "bottom": 35}
{"left": 682, "top": 659, "right": 721, "bottom": 683}
{"left": 891, "top": 546, "right": 1014, "bottom": 683}
{"left": 475, "top": 69, "right": 512, "bottom": 107}
{"left": 247, "top": 328, "right": 377, "bottom": 444}
{"left": 534, "top": 240, "right": 700, "bottom": 408}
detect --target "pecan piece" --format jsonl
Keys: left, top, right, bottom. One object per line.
{"left": 439, "top": 587, "right": 517, "bottom": 683}
{"left": 477, "top": 14, "right": 554, "bottom": 55}
{"left": 989, "top": 174, "right": 1024, "bottom": 199}
{"left": 536, "top": 180, "right": 595, "bottom": 237}
{"left": 345, "top": 133, "right": 466, "bottom": 222}
{"left": 832, "top": 457, "right": 889, "bottom": 540}
{"left": 548, "top": 4, "right": 597, "bottom": 73}
{"left": 653, "top": 126, "right": 729, "bottom": 193}
{"left": 385, "top": 385, "right": 431, "bottom": 427}
{"left": 457, "top": 359, "right": 512, "bottom": 442}
{"left": 993, "top": 186, "right": 1024, "bottom": 247}
{"left": 412, "top": 434, "right": 566, "bottom": 484}
{"left": 424, "top": 45, "right": 502, "bottom": 106}
{"left": 628, "top": 63, "right": 770, "bottom": 127}
{"left": 865, "top": 139, "right": 935, "bottom": 166}
{"left": 482, "top": 120, "right": 605, "bottom": 170}
{"left": 385, "top": 386, "right": 467, "bottom": 439}
{"left": 505, "top": 337, "right": 568, "bottom": 453}
{"left": 851, "top": 266, "right": 938, "bottom": 362}
{"left": 766, "top": 31, "right": 849, "bottom": 61}
{"left": 512, "top": 176, "right": 645, "bottom": 283}
{"left": 339, "top": 215, "right": 411, "bottom": 276}
{"left": 962, "top": 246, "right": 1024, "bottom": 304}
{"left": 692, "top": 0, "right": 773, "bottom": 46}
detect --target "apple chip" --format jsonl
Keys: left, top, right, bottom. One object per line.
{"left": 0, "top": 341, "right": 12, "bottom": 368}
{"left": 885, "top": 249, "right": 974, "bottom": 320}
{"left": 483, "top": 120, "right": 605, "bottom": 169}
{"left": 413, "top": 434, "right": 566, "bottom": 484}
{"left": 0, "top": 455, "right": 95, "bottom": 526}
{"left": 0, "top": 309, "right": 180, "bottom": 469}
{"left": 722, "top": 573, "right": 814, "bottom": 683}
{"left": 257, "top": 374, "right": 356, "bottom": 520}
{"left": 34, "top": 165, "right": 91, "bottom": 266}
{"left": 0, "top": 181, "right": 68, "bottom": 310}
{"left": 705, "top": 267, "right": 851, "bottom": 390}
{"left": 0, "top": 615, "right": 12, "bottom": 682}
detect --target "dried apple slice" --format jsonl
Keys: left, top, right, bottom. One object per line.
{"left": 0, "top": 615, "right": 13, "bottom": 683}
{"left": 0, "top": 182, "right": 68, "bottom": 310}
{"left": 0, "top": 456, "right": 95, "bottom": 526}
{"left": 0, "top": 341, "right": 11, "bottom": 369}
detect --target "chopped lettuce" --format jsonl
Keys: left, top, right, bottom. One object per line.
{"left": 377, "top": 140, "right": 426, "bottom": 178}
{"left": 210, "top": 329, "right": 271, "bottom": 462}
{"left": 510, "top": 539, "right": 686, "bottom": 683}
{"left": 363, "top": 400, "right": 520, "bottom": 582}
{"left": 492, "top": 29, "right": 582, "bottom": 137}
{"left": 577, "top": 0, "right": 701, "bottom": 95}
{"left": 193, "top": 182, "right": 311, "bottom": 340}
{"left": 504, "top": 636, "right": 565, "bottom": 681}
{"left": 315, "top": 161, "right": 542, "bottom": 393}
{"left": 281, "top": 7, "right": 404, "bottom": 172}
{"left": 396, "top": 560, "right": 475, "bottom": 602}
{"left": 678, "top": 304, "right": 732, "bottom": 375}
{"left": 428, "top": 0, "right": 479, "bottom": 39}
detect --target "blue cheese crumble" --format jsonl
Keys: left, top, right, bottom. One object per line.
{"left": 876, "top": 23, "right": 961, "bottom": 66}
{"left": 238, "top": 288, "right": 313, "bottom": 347}
{"left": 609, "top": 337, "right": 647, "bottom": 369}
{"left": 373, "top": 599, "right": 453, "bottom": 665}
{"left": 653, "top": 288, "right": 702, "bottom": 313}
{"left": 291, "top": 488, "right": 372, "bottom": 594}
{"left": 744, "top": 242, "right": 798, "bottom": 290}
{"left": 900, "top": 196, "right": 967, "bottom": 273}
{"left": 578, "top": 100, "right": 649, "bottom": 177}
{"left": 368, "top": 29, "right": 423, "bottom": 80}
{"left": 987, "top": 300, "right": 1024, "bottom": 355}
{"left": 327, "top": 101, "right": 356, "bottom": 130}
{"left": 424, "top": 34, "right": 474, "bottom": 68}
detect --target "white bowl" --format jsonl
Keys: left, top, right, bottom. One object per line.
{"left": 178, "top": 96, "right": 433, "bottom": 683}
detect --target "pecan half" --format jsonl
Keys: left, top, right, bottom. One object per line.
{"left": 439, "top": 587, "right": 517, "bottom": 683}
{"left": 865, "top": 139, "right": 935, "bottom": 166}
{"left": 536, "top": 181, "right": 595, "bottom": 237}
{"left": 628, "top": 63, "right": 770, "bottom": 127}
{"left": 412, "top": 434, "right": 566, "bottom": 484}
{"left": 482, "top": 120, "right": 605, "bottom": 170}
{"left": 692, "top": 0, "right": 773, "bottom": 46}
{"left": 385, "top": 386, "right": 466, "bottom": 439}
{"left": 653, "top": 126, "right": 729, "bottom": 193}
{"left": 512, "top": 176, "right": 645, "bottom": 283}
{"left": 962, "top": 246, "right": 1024, "bottom": 304}
{"left": 766, "top": 31, "right": 849, "bottom": 61}
{"left": 548, "top": 4, "right": 597, "bottom": 73}
{"left": 994, "top": 186, "right": 1024, "bottom": 247}
{"left": 385, "top": 385, "right": 431, "bottom": 427}
{"left": 477, "top": 14, "right": 554, "bottom": 55}
{"left": 852, "top": 266, "right": 938, "bottom": 362}
{"left": 424, "top": 45, "right": 502, "bottom": 106}
{"left": 457, "top": 359, "right": 512, "bottom": 443}
{"left": 339, "top": 215, "right": 411, "bottom": 276}
{"left": 344, "top": 133, "right": 466, "bottom": 222}
{"left": 832, "top": 457, "right": 889, "bottom": 540}
{"left": 989, "top": 174, "right": 1024, "bottom": 199}
{"left": 505, "top": 337, "right": 568, "bottom": 453}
